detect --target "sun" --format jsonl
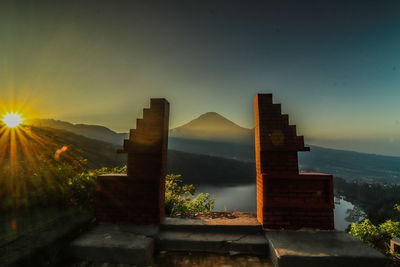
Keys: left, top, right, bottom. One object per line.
{"left": 2, "top": 112, "right": 24, "bottom": 128}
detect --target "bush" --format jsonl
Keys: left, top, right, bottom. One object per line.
{"left": 66, "top": 166, "right": 127, "bottom": 209}
{"left": 68, "top": 170, "right": 215, "bottom": 215}
{"left": 349, "top": 219, "right": 380, "bottom": 245}
{"left": 1, "top": 151, "right": 215, "bottom": 215}
{"left": 349, "top": 204, "right": 400, "bottom": 252}
{"left": 0, "top": 156, "right": 88, "bottom": 210}
{"left": 165, "top": 174, "right": 215, "bottom": 215}
{"left": 379, "top": 220, "right": 400, "bottom": 239}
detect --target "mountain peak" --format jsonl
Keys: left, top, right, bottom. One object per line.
{"left": 195, "top": 112, "right": 235, "bottom": 122}
{"left": 183, "top": 112, "right": 246, "bottom": 129}
{"left": 198, "top": 112, "right": 223, "bottom": 118}
{"left": 170, "top": 112, "right": 253, "bottom": 144}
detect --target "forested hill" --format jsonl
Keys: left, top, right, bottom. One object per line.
{"left": 29, "top": 118, "right": 128, "bottom": 145}
{"left": 1, "top": 125, "right": 126, "bottom": 169}
{"left": 167, "top": 149, "right": 254, "bottom": 186}
{"left": 169, "top": 137, "right": 400, "bottom": 184}
{"left": 5, "top": 125, "right": 254, "bottom": 186}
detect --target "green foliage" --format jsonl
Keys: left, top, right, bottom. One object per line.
{"left": 0, "top": 155, "right": 88, "bottom": 210}
{"left": 0, "top": 152, "right": 127, "bottom": 211}
{"left": 349, "top": 219, "right": 380, "bottom": 245}
{"left": 1, "top": 148, "right": 215, "bottom": 215}
{"left": 66, "top": 166, "right": 127, "bottom": 209}
{"left": 1, "top": 126, "right": 214, "bottom": 214}
{"left": 349, "top": 204, "right": 400, "bottom": 252}
{"left": 68, "top": 171, "right": 214, "bottom": 214}
{"left": 165, "top": 174, "right": 215, "bottom": 215}
{"left": 378, "top": 220, "right": 400, "bottom": 239}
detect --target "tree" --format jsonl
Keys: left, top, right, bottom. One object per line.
{"left": 165, "top": 174, "right": 215, "bottom": 215}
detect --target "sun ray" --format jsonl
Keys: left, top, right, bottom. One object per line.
{"left": 0, "top": 101, "right": 88, "bottom": 209}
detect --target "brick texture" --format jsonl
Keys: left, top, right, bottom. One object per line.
{"left": 95, "top": 99, "right": 169, "bottom": 224}
{"left": 254, "top": 94, "right": 334, "bottom": 230}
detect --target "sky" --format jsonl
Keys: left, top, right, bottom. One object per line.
{"left": 1, "top": 0, "right": 400, "bottom": 156}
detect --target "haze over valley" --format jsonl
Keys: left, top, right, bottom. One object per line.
{"left": 29, "top": 112, "right": 400, "bottom": 185}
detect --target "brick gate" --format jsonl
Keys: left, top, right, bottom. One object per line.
{"left": 254, "top": 94, "right": 334, "bottom": 230}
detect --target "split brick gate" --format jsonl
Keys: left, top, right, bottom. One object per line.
{"left": 95, "top": 94, "right": 334, "bottom": 229}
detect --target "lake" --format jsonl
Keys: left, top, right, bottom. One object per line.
{"left": 196, "top": 184, "right": 359, "bottom": 231}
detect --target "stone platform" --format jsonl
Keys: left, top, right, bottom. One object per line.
{"left": 266, "top": 230, "right": 388, "bottom": 267}
{"left": 158, "top": 215, "right": 268, "bottom": 255}
{"left": 69, "top": 224, "right": 158, "bottom": 265}
{"left": 68, "top": 214, "right": 389, "bottom": 266}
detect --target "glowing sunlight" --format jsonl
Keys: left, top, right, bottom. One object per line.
{"left": 2, "top": 112, "right": 24, "bottom": 128}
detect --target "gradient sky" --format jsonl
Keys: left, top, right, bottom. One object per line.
{"left": 1, "top": 1, "right": 400, "bottom": 155}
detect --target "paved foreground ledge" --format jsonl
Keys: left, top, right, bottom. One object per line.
{"left": 69, "top": 224, "right": 158, "bottom": 265}
{"left": 68, "top": 213, "right": 389, "bottom": 266}
{"left": 1, "top": 209, "right": 93, "bottom": 266}
{"left": 159, "top": 215, "right": 267, "bottom": 255}
{"left": 266, "top": 230, "right": 388, "bottom": 267}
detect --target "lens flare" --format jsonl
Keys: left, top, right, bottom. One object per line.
{"left": 2, "top": 112, "right": 24, "bottom": 128}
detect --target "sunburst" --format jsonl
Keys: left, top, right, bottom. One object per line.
{"left": 0, "top": 108, "right": 77, "bottom": 209}
{"left": 2, "top": 112, "right": 24, "bottom": 128}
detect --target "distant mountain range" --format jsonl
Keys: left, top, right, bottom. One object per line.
{"left": 30, "top": 112, "right": 254, "bottom": 145}
{"left": 29, "top": 118, "right": 128, "bottom": 145}
{"left": 168, "top": 137, "right": 400, "bottom": 183}
{"left": 28, "top": 113, "right": 400, "bottom": 184}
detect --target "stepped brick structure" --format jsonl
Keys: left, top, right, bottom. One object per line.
{"left": 95, "top": 98, "right": 169, "bottom": 224}
{"left": 254, "top": 94, "right": 334, "bottom": 230}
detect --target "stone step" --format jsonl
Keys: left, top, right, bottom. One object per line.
{"left": 161, "top": 217, "right": 263, "bottom": 235}
{"left": 157, "top": 230, "right": 268, "bottom": 255}
{"left": 265, "top": 230, "right": 389, "bottom": 267}
{"left": 68, "top": 224, "right": 158, "bottom": 265}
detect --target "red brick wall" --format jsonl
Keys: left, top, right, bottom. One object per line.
{"left": 95, "top": 175, "right": 165, "bottom": 224}
{"left": 95, "top": 99, "right": 169, "bottom": 225}
{"left": 254, "top": 94, "right": 334, "bottom": 230}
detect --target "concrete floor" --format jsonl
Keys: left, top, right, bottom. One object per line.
{"left": 67, "top": 214, "right": 391, "bottom": 267}
{"left": 266, "top": 230, "right": 389, "bottom": 267}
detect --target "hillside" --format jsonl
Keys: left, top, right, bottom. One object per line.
{"left": 169, "top": 137, "right": 255, "bottom": 162}
{"left": 170, "top": 137, "right": 400, "bottom": 183}
{"left": 299, "top": 146, "right": 400, "bottom": 183}
{"left": 167, "top": 149, "right": 255, "bottom": 186}
{"left": 1, "top": 125, "right": 253, "bottom": 186}
{"left": 29, "top": 119, "right": 128, "bottom": 145}
{"left": 169, "top": 112, "right": 253, "bottom": 144}
{"left": 0, "top": 125, "right": 126, "bottom": 170}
